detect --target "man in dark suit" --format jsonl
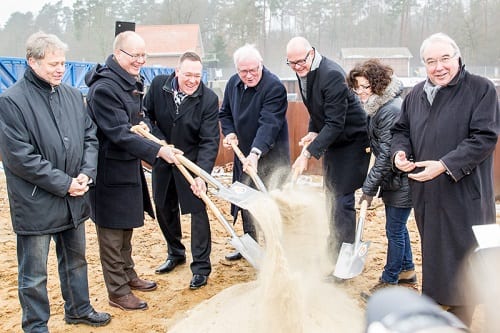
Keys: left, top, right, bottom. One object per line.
{"left": 286, "top": 37, "right": 370, "bottom": 276}
{"left": 85, "top": 31, "right": 180, "bottom": 310}
{"left": 219, "top": 44, "right": 290, "bottom": 261}
{"left": 143, "top": 51, "right": 220, "bottom": 289}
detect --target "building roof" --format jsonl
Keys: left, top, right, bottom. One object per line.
{"left": 135, "top": 24, "right": 204, "bottom": 57}
{"left": 341, "top": 47, "right": 412, "bottom": 59}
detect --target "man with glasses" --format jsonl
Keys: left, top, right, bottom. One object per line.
{"left": 391, "top": 32, "right": 500, "bottom": 327}
{"left": 85, "top": 31, "right": 180, "bottom": 310}
{"left": 143, "top": 52, "right": 220, "bottom": 290}
{"left": 286, "top": 37, "right": 370, "bottom": 279}
{"left": 220, "top": 44, "right": 290, "bottom": 261}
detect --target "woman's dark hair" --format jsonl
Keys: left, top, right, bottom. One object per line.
{"left": 346, "top": 59, "right": 393, "bottom": 96}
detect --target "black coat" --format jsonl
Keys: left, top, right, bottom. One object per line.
{"left": 0, "top": 67, "right": 98, "bottom": 235}
{"left": 361, "top": 78, "right": 411, "bottom": 208}
{"left": 391, "top": 66, "right": 500, "bottom": 305}
{"left": 85, "top": 55, "right": 162, "bottom": 229}
{"left": 143, "top": 73, "right": 220, "bottom": 214}
{"left": 298, "top": 56, "right": 370, "bottom": 195}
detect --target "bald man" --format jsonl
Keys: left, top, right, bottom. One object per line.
{"left": 286, "top": 37, "right": 370, "bottom": 278}
{"left": 85, "top": 31, "right": 180, "bottom": 310}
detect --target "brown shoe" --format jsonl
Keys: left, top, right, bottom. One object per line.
{"left": 128, "top": 277, "right": 157, "bottom": 292}
{"left": 109, "top": 293, "right": 148, "bottom": 311}
{"left": 398, "top": 269, "right": 417, "bottom": 284}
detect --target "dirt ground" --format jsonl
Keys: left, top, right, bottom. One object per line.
{"left": 0, "top": 169, "right": 490, "bottom": 332}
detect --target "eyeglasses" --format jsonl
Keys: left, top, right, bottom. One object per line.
{"left": 286, "top": 51, "right": 311, "bottom": 67}
{"left": 179, "top": 72, "right": 202, "bottom": 80}
{"left": 353, "top": 84, "right": 371, "bottom": 93}
{"left": 237, "top": 66, "right": 260, "bottom": 77}
{"left": 424, "top": 52, "right": 457, "bottom": 68}
{"left": 120, "top": 49, "right": 147, "bottom": 61}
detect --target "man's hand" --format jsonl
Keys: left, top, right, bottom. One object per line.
{"left": 68, "top": 175, "right": 89, "bottom": 197}
{"left": 138, "top": 121, "right": 150, "bottom": 133}
{"left": 244, "top": 152, "right": 259, "bottom": 173}
{"left": 408, "top": 160, "right": 446, "bottom": 182}
{"left": 222, "top": 133, "right": 238, "bottom": 149}
{"left": 158, "top": 145, "right": 183, "bottom": 164}
{"left": 394, "top": 151, "right": 416, "bottom": 172}
{"left": 191, "top": 177, "right": 207, "bottom": 198}
{"left": 299, "top": 132, "right": 318, "bottom": 147}
{"left": 292, "top": 153, "right": 309, "bottom": 176}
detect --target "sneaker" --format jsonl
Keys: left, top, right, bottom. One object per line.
{"left": 398, "top": 269, "right": 417, "bottom": 284}
{"left": 361, "top": 280, "right": 396, "bottom": 301}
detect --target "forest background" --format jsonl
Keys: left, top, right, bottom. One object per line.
{"left": 0, "top": 0, "right": 499, "bottom": 79}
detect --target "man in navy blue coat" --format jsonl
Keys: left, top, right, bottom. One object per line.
{"left": 219, "top": 44, "right": 290, "bottom": 260}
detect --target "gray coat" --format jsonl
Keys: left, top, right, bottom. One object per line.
{"left": 0, "top": 67, "right": 98, "bottom": 235}
{"left": 391, "top": 65, "right": 500, "bottom": 306}
{"left": 362, "top": 78, "right": 411, "bottom": 208}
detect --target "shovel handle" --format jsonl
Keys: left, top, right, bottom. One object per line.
{"left": 230, "top": 142, "right": 267, "bottom": 193}
{"left": 130, "top": 125, "right": 237, "bottom": 237}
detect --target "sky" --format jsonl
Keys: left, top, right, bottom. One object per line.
{"left": 1, "top": 0, "right": 75, "bottom": 28}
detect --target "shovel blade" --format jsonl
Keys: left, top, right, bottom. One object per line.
{"left": 230, "top": 233, "right": 263, "bottom": 269}
{"left": 214, "top": 181, "right": 264, "bottom": 210}
{"left": 333, "top": 240, "right": 371, "bottom": 279}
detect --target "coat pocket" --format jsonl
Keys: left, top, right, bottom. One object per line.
{"left": 103, "top": 151, "right": 140, "bottom": 186}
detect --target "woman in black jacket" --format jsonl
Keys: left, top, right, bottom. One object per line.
{"left": 347, "top": 59, "right": 416, "bottom": 295}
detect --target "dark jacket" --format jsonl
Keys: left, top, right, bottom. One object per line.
{"left": 298, "top": 56, "right": 370, "bottom": 195}
{"left": 361, "top": 78, "right": 411, "bottom": 208}
{"left": 391, "top": 65, "right": 500, "bottom": 305}
{"left": 0, "top": 67, "right": 98, "bottom": 235}
{"left": 85, "top": 55, "right": 161, "bottom": 229}
{"left": 143, "top": 73, "right": 220, "bottom": 214}
{"left": 219, "top": 67, "right": 290, "bottom": 186}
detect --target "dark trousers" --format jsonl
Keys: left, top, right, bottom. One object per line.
{"left": 95, "top": 226, "right": 137, "bottom": 298}
{"left": 156, "top": 180, "right": 211, "bottom": 276}
{"left": 327, "top": 191, "right": 356, "bottom": 261}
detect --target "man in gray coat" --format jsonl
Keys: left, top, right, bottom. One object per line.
{"left": 0, "top": 32, "right": 110, "bottom": 332}
{"left": 392, "top": 32, "right": 500, "bottom": 326}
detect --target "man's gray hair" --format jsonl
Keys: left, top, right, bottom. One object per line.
{"left": 419, "top": 32, "right": 461, "bottom": 63}
{"left": 26, "top": 31, "right": 68, "bottom": 60}
{"left": 233, "top": 44, "right": 263, "bottom": 67}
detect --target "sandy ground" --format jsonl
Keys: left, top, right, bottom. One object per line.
{"left": 0, "top": 169, "right": 490, "bottom": 332}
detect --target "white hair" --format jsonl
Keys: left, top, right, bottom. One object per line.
{"left": 419, "top": 32, "right": 461, "bottom": 63}
{"left": 233, "top": 44, "right": 263, "bottom": 67}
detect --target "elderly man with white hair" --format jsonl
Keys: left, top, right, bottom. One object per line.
{"left": 219, "top": 44, "right": 290, "bottom": 261}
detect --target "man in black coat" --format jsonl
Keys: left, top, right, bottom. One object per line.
{"left": 85, "top": 31, "right": 180, "bottom": 310}
{"left": 143, "top": 52, "right": 220, "bottom": 289}
{"left": 286, "top": 37, "right": 370, "bottom": 275}
{"left": 219, "top": 44, "right": 290, "bottom": 261}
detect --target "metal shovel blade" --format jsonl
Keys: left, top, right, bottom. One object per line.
{"left": 212, "top": 181, "right": 264, "bottom": 210}
{"left": 333, "top": 200, "right": 371, "bottom": 279}
{"left": 333, "top": 240, "right": 371, "bottom": 279}
{"left": 230, "top": 233, "right": 263, "bottom": 269}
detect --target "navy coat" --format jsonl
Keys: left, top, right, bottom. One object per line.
{"left": 391, "top": 65, "right": 500, "bottom": 305}
{"left": 143, "top": 73, "right": 220, "bottom": 214}
{"left": 298, "top": 56, "right": 370, "bottom": 195}
{"left": 219, "top": 67, "right": 290, "bottom": 187}
{"left": 85, "top": 55, "right": 162, "bottom": 229}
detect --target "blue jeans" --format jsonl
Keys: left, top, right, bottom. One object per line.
{"left": 381, "top": 205, "right": 414, "bottom": 284}
{"left": 17, "top": 223, "right": 93, "bottom": 333}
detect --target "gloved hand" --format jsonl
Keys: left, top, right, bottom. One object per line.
{"left": 359, "top": 193, "right": 374, "bottom": 208}
{"left": 244, "top": 152, "right": 259, "bottom": 173}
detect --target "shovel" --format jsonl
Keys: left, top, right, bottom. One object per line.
{"left": 333, "top": 199, "right": 371, "bottom": 279}
{"left": 130, "top": 126, "right": 263, "bottom": 210}
{"left": 230, "top": 141, "right": 267, "bottom": 193}
{"left": 130, "top": 126, "right": 263, "bottom": 269}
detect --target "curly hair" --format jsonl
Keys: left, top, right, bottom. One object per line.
{"left": 346, "top": 59, "right": 393, "bottom": 96}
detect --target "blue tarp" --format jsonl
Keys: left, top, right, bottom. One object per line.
{"left": 0, "top": 57, "right": 194, "bottom": 94}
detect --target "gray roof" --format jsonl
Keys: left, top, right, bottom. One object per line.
{"left": 341, "top": 47, "right": 412, "bottom": 59}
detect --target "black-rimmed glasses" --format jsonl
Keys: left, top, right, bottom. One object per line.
{"left": 286, "top": 50, "right": 311, "bottom": 67}
{"left": 120, "top": 49, "right": 147, "bottom": 61}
